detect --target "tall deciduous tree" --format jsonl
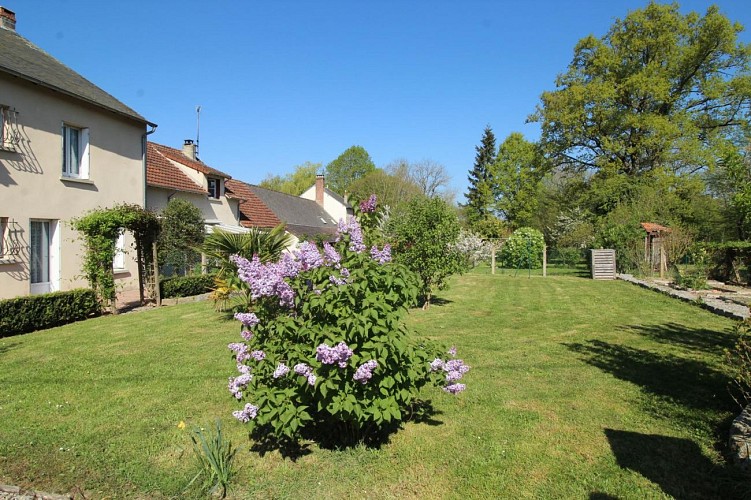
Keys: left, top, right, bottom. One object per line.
{"left": 325, "top": 145, "right": 376, "bottom": 194}
{"left": 158, "top": 198, "right": 205, "bottom": 276}
{"left": 464, "top": 125, "right": 497, "bottom": 227}
{"left": 390, "top": 197, "right": 464, "bottom": 308}
{"left": 530, "top": 3, "right": 751, "bottom": 178}
{"left": 492, "top": 133, "right": 544, "bottom": 229}
{"left": 348, "top": 160, "right": 423, "bottom": 214}
{"left": 260, "top": 162, "right": 320, "bottom": 196}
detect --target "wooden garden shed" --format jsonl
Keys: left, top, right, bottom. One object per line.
{"left": 641, "top": 222, "right": 671, "bottom": 276}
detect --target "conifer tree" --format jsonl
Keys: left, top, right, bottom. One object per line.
{"left": 464, "top": 125, "right": 497, "bottom": 227}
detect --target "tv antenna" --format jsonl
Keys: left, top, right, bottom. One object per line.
{"left": 195, "top": 105, "right": 201, "bottom": 160}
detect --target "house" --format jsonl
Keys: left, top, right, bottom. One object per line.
{"left": 146, "top": 140, "right": 247, "bottom": 233}
{"left": 225, "top": 178, "right": 347, "bottom": 247}
{"left": 299, "top": 174, "right": 353, "bottom": 222}
{"left": 0, "top": 7, "right": 155, "bottom": 300}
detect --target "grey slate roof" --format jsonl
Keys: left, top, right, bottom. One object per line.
{"left": 247, "top": 185, "right": 339, "bottom": 238}
{"left": 0, "top": 26, "right": 152, "bottom": 125}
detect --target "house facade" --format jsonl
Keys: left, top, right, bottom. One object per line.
{"left": 146, "top": 140, "right": 247, "bottom": 233}
{"left": 0, "top": 7, "right": 154, "bottom": 300}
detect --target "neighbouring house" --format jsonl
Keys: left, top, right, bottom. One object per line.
{"left": 146, "top": 140, "right": 247, "bottom": 234}
{"left": 0, "top": 7, "right": 155, "bottom": 300}
{"left": 299, "top": 174, "right": 353, "bottom": 222}
{"left": 225, "top": 178, "right": 347, "bottom": 247}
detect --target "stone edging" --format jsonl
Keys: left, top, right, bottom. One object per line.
{"left": 0, "top": 484, "right": 71, "bottom": 500}
{"left": 617, "top": 274, "right": 749, "bottom": 321}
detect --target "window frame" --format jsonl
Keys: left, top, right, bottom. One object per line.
{"left": 113, "top": 230, "right": 126, "bottom": 271}
{"left": 62, "top": 123, "right": 90, "bottom": 179}
{"left": 0, "top": 217, "right": 7, "bottom": 257}
{"left": 1, "top": 105, "right": 19, "bottom": 151}
{"left": 207, "top": 177, "right": 220, "bottom": 199}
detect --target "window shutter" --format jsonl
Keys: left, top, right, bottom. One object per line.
{"left": 80, "top": 128, "right": 90, "bottom": 179}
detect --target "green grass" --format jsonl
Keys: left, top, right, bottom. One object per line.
{"left": 1, "top": 270, "right": 749, "bottom": 498}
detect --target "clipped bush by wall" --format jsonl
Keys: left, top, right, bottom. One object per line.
{"left": 160, "top": 273, "right": 216, "bottom": 299}
{"left": 0, "top": 288, "right": 100, "bottom": 337}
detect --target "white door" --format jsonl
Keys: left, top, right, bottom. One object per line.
{"left": 30, "top": 220, "right": 59, "bottom": 294}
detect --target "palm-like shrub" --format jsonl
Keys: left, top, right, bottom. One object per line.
{"left": 202, "top": 225, "right": 291, "bottom": 309}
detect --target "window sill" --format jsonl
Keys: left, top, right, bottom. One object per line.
{"left": 113, "top": 268, "right": 129, "bottom": 275}
{"left": 208, "top": 197, "right": 221, "bottom": 202}
{"left": 61, "top": 175, "right": 93, "bottom": 184}
{"left": 60, "top": 176, "right": 94, "bottom": 185}
{"left": 0, "top": 145, "right": 18, "bottom": 153}
{"left": 0, "top": 257, "right": 19, "bottom": 265}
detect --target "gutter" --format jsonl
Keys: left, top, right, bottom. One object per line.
{"left": 142, "top": 124, "right": 158, "bottom": 207}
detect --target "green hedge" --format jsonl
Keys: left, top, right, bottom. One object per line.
{"left": 0, "top": 288, "right": 100, "bottom": 337}
{"left": 160, "top": 273, "right": 216, "bottom": 299}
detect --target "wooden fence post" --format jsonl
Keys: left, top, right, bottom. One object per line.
{"left": 491, "top": 243, "right": 496, "bottom": 275}
{"left": 153, "top": 241, "right": 161, "bottom": 306}
{"left": 543, "top": 245, "right": 547, "bottom": 277}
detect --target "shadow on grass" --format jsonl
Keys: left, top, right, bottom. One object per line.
{"left": 0, "top": 341, "right": 20, "bottom": 355}
{"left": 605, "top": 428, "right": 751, "bottom": 499}
{"left": 564, "top": 339, "right": 733, "bottom": 413}
{"left": 618, "top": 323, "right": 735, "bottom": 356}
{"left": 249, "top": 399, "right": 443, "bottom": 459}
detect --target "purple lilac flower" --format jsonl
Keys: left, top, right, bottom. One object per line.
{"left": 322, "top": 242, "right": 341, "bottom": 266}
{"left": 294, "top": 363, "right": 312, "bottom": 376}
{"left": 359, "top": 194, "right": 377, "bottom": 213}
{"left": 340, "top": 267, "right": 350, "bottom": 277}
{"left": 296, "top": 241, "right": 324, "bottom": 271}
{"left": 240, "top": 330, "right": 254, "bottom": 341}
{"left": 330, "top": 275, "right": 348, "bottom": 286}
{"left": 353, "top": 360, "right": 378, "bottom": 384}
{"left": 228, "top": 373, "right": 252, "bottom": 400}
{"left": 229, "top": 343, "right": 250, "bottom": 363}
{"left": 316, "top": 342, "right": 353, "bottom": 367}
{"left": 445, "top": 359, "right": 470, "bottom": 375}
{"left": 232, "top": 403, "right": 259, "bottom": 423}
{"left": 273, "top": 363, "right": 290, "bottom": 379}
{"left": 430, "top": 358, "right": 445, "bottom": 372}
{"left": 278, "top": 252, "right": 302, "bottom": 278}
{"left": 443, "top": 383, "right": 466, "bottom": 395}
{"left": 234, "top": 312, "right": 259, "bottom": 328}
{"left": 250, "top": 350, "right": 266, "bottom": 361}
{"left": 447, "top": 346, "right": 457, "bottom": 357}
{"left": 237, "top": 364, "right": 251, "bottom": 375}
{"left": 231, "top": 254, "right": 296, "bottom": 308}
{"left": 336, "top": 217, "right": 365, "bottom": 253}
{"left": 445, "top": 370, "right": 463, "bottom": 382}
{"left": 370, "top": 244, "right": 391, "bottom": 264}
{"left": 307, "top": 374, "right": 317, "bottom": 386}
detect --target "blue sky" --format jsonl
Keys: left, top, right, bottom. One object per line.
{"left": 7, "top": 0, "right": 751, "bottom": 201}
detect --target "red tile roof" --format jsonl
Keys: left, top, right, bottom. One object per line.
{"left": 640, "top": 222, "right": 670, "bottom": 234}
{"left": 146, "top": 142, "right": 206, "bottom": 194}
{"left": 225, "top": 179, "right": 282, "bottom": 228}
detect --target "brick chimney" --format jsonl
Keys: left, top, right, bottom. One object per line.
{"left": 182, "top": 139, "right": 197, "bottom": 161}
{"left": 315, "top": 174, "right": 325, "bottom": 207}
{"left": 0, "top": 7, "right": 16, "bottom": 31}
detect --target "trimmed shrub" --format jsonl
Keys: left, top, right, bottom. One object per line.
{"left": 0, "top": 288, "right": 100, "bottom": 337}
{"left": 500, "top": 227, "right": 545, "bottom": 269}
{"left": 160, "top": 273, "right": 216, "bottom": 299}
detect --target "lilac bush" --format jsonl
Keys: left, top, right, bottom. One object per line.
{"left": 225, "top": 207, "right": 469, "bottom": 443}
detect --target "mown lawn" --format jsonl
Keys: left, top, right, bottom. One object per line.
{"left": 1, "top": 270, "right": 749, "bottom": 498}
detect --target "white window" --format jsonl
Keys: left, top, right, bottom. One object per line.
{"left": 208, "top": 178, "right": 220, "bottom": 199}
{"left": 62, "top": 124, "right": 90, "bottom": 178}
{"left": 113, "top": 230, "right": 125, "bottom": 271}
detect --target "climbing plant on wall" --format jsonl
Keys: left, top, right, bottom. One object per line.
{"left": 71, "top": 204, "right": 160, "bottom": 310}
